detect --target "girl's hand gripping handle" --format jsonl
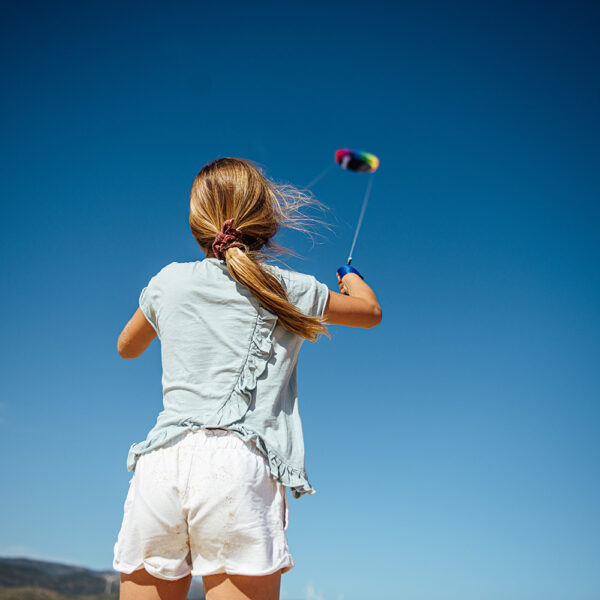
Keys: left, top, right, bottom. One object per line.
{"left": 325, "top": 264, "right": 382, "bottom": 329}
{"left": 336, "top": 265, "right": 363, "bottom": 295}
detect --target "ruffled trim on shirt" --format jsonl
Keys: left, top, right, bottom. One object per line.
{"left": 126, "top": 419, "right": 316, "bottom": 498}
{"left": 225, "top": 423, "right": 316, "bottom": 499}
{"left": 208, "top": 305, "right": 279, "bottom": 427}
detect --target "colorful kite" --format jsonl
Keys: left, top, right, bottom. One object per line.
{"left": 334, "top": 149, "right": 379, "bottom": 173}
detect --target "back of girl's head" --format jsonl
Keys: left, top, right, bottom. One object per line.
{"left": 189, "top": 157, "right": 329, "bottom": 342}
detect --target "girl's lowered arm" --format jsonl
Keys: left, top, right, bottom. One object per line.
{"left": 117, "top": 308, "right": 157, "bottom": 358}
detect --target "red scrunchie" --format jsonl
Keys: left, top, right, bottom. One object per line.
{"left": 212, "top": 219, "right": 244, "bottom": 260}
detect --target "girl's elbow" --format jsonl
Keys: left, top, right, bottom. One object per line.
{"left": 364, "top": 304, "right": 382, "bottom": 328}
{"left": 371, "top": 305, "right": 383, "bottom": 327}
{"left": 117, "top": 340, "right": 131, "bottom": 359}
{"left": 117, "top": 336, "right": 137, "bottom": 359}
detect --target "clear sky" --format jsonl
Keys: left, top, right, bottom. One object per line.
{"left": 1, "top": 2, "right": 599, "bottom": 599}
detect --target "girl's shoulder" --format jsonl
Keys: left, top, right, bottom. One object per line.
{"left": 143, "top": 261, "right": 207, "bottom": 296}
{"left": 264, "top": 262, "right": 320, "bottom": 287}
{"left": 150, "top": 259, "right": 213, "bottom": 279}
{"left": 149, "top": 260, "right": 186, "bottom": 275}
{"left": 264, "top": 263, "right": 330, "bottom": 318}
{"left": 145, "top": 260, "right": 188, "bottom": 284}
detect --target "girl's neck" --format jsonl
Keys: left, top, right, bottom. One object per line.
{"left": 201, "top": 246, "right": 217, "bottom": 259}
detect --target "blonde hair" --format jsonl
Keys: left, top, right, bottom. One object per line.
{"left": 189, "top": 157, "right": 329, "bottom": 342}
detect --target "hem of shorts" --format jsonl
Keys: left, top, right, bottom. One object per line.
{"left": 190, "top": 559, "right": 295, "bottom": 578}
{"left": 114, "top": 558, "right": 294, "bottom": 580}
{"left": 113, "top": 560, "right": 191, "bottom": 581}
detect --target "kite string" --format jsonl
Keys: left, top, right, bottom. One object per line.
{"left": 347, "top": 174, "right": 374, "bottom": 264}
{"left": 305, "top": 164, "right": 334, "bottom": 189}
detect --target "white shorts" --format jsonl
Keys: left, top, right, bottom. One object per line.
{"left": 113, "top": 427, "right": 294, "bottom": 580}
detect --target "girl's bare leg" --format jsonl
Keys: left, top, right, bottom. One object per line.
{"left": 120, "top": 568, "right": 192, "bottom": 600}
{"left": 203, "top": 570, "right": 282, "bottom": 600}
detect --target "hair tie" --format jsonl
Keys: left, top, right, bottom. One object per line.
{"left": 212, "top": 218, "right": 244, "bottom": 260}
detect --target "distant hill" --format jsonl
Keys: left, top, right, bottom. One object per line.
{"left": 0, "top": 558, "right": 204, "bottom": 599}
{"left": 0, "top": 558, "right": 115, "bottom": 595}
{"left": 0, "top": 587, "right": 115, "bottom": 600}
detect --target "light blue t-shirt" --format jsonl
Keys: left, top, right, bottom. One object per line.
{"left": 126, "top": 257, "right": 330, "bottom": 499}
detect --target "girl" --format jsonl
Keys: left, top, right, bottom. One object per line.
{"left": 113, "top": 157, "right": 382, "bottom": 600}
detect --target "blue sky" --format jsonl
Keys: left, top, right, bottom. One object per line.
{"left": 1, "top": 1, "right": 599, "bottom": 599}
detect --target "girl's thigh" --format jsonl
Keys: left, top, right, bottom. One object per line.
{"left": 120, "top": 568, "right": 192, "bottom": 600}
{"left": 203, "top": 569, "right": 282, "bottom": 600}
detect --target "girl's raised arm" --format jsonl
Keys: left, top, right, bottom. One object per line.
{"left": 323, "top": 272, "right": 382, "bottom": 329}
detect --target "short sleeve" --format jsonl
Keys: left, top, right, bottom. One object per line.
{"left": 138, "top": 263, "right": 176, "bottom": 337}
{"left": 286, "top": 271, "right": 330, "bottom": 318}
{"left": 139, "top": 281, "right": 160, "bottom": 336}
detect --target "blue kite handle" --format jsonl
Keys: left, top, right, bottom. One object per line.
{"left": 337, "top": 265, "right": 364, "bottom": 281}
{"left": 337, "top": 265, "right": 364, "bottom": 295}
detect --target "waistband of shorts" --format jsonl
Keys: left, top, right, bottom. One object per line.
{"left": 183, "top": 426, "right": 265, "bottom": 459}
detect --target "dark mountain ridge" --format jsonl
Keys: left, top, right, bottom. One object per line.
{"left": 0, "top": 557, "right": 204, "bottom": 598}
{"left": 0, "top": 558, "right": 115, "bottom": 595}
